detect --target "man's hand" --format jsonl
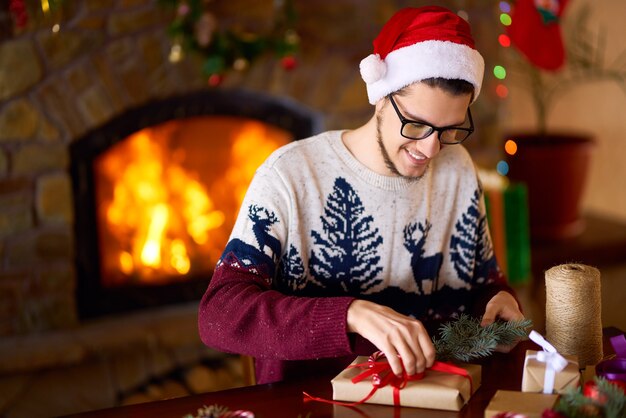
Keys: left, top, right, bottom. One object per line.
{"left": 481, "top": 290, "right": 525, "bottom": 352}
{"left": 346, "top": 299, "right": 435, "bottom": 377}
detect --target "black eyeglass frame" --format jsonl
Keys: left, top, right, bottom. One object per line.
{"left": 388, "top": 94, "right": 474, "bottom": 145}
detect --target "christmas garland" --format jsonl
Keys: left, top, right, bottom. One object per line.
{"left": 159, "top": 0, "right": 300, "bottom": 86}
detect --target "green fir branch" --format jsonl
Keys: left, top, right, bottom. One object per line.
{"left": 433, "top": 314, "right": 532, "bottom": 362}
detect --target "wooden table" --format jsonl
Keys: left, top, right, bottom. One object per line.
{"left": 63, "top": 328, "right": 623, "bottom": 418}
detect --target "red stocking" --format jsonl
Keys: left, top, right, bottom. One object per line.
{"left": 507, "top": 0, "right": 570, "bottom": 71}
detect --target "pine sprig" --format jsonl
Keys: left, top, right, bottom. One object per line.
{"left": 433, "top": 314, "right": 533, "bottom": 362}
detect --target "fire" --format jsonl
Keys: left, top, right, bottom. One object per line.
{"left": 95, "top": 117, "right": 290, "bottom": 286}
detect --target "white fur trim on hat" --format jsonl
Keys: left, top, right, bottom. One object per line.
{"left": 361, "top": 40, "right": 485, "bottom": 104}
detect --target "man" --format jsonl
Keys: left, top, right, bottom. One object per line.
{"left": 198, "top": 6, "right": 524, "bottom": 385}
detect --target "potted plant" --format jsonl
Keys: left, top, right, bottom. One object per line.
{"left": 503, "top": 0, "right": 626, "bottom": 241}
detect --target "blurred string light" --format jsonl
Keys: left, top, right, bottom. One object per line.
{"left": 498, "top": 34, "right": 511, "bottom": 47}
{"left": 493, "top": 65, "right": 507, "bottom": 79}
{"left": 496, "top": 1, "right": 513, "bottom": 176}
{"left": 500, "top": 13, "right": 512, "bottom": 26}
{"left": 505, "top": 139, "right": 518, "bottom": 155}
{"left": 496, "top": 160, "right": 510, "bottom": 176}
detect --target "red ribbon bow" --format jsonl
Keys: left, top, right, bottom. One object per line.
{"left": 303, "top": 351, "right": 473, "bottom": 407}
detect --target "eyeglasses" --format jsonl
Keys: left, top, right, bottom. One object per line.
{"left": 388, "top": 94, "right": 474, "bottom": 145}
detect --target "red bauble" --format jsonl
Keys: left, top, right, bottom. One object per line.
{"left": 281, "top": 56, "right": 297, "bottom": 71}
{"left": 208, "top": 74, "right": 223, "bottom": 87}
{"left": 583, "top": 381, "right": 608, "bottom": 405}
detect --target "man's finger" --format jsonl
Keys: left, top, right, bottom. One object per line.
{"left": 396, "top": 340, "right": 418, "bottom": 376}
{"left": 416, "top": 332, "right": 436, "bottom": 369}
{"left": 381, "top": 346, "right": 403, "bottom": 377}
{"left": 481, "top": 314, "right": 496, "bottom": 327}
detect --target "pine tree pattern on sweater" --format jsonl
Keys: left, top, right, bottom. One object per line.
{"left": 309, "top": 177, "right": 384, "bottom": 294}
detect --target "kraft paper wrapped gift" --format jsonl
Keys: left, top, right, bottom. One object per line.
{"left": 485, "top": 390, "right": 559, "bottom": 418}
{"left": 521, "top": 349, "right": 580, "bottom": 394}
{"left": 331, "top": 356, "right": 481, "bottom": 411}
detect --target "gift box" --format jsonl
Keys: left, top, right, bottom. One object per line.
{"left": 521, "top": 349, "right": 580, "bottom": 393}
{"left": 331, "top": 356, "right": 481, "bottom": 411}
{"left": 485, "top": 390, "right": 559, "bottom": 418}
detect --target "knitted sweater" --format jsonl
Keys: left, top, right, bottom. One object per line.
{"left": 198, "top": 130, "right": 515, "bottom": 384}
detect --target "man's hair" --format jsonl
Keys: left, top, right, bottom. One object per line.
{"left": 392, "top": 78, "right": 475, "bottom": 101}
{"left": 421, "top": 78, "right": 475, "bottom": 97}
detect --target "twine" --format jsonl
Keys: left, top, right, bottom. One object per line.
{"left": 545, "top": 263, "right": 603, "bottom": 368}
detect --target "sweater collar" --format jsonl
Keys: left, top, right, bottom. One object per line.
{"left": 328, "top": 130, "right": 428, "bottom": 191}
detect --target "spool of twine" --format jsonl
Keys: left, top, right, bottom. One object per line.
{"left": 545, "top": 263, "right": 603, "bottom": 368}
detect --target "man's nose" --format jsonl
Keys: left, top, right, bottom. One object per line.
{"left": 415, "top": 132, "right": 441, "bottom": 158}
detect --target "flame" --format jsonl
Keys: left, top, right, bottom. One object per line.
{"left": 225, "top": 123, "right": 285, "bottom": 207}
{"left": 96, "top": 117, "right": 290, "bottom": 286}
{"left": 140, "top": 203, "right": 169, "bottom": 268}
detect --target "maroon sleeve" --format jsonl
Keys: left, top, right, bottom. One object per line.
{"left": 198, "top": 260, "right": 358, "bottom": 361}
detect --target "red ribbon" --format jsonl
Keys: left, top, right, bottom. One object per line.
{"left": 303, "top": 351, "right": 473, "bottom": 407}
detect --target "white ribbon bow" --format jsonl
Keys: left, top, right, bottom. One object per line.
{"left": 527, "top": 330, "right": 568, "bottom": 394}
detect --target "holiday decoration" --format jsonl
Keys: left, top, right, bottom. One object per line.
{"left": 325, "top": 352, "right": 481, "bottom": 410}
{"left": 506, "top": 0, "right": 569, "bottom": 71}
{"left": 358, "top": 6, "right": 484, "bottom": 105}
{"left": 305, "top": 315, "right": 530, "bottom": 410}
{"left": 160, "top": 0, "right": 300, "bottom": 82}
{"left": 521, "top": 331, "right": 580, "bottom": 394}
{"left": 546, "top": 377, "right": 626, "bottom": 418}
{"left": 502, "top": 0, "right": 626, "bottom": 134}
{"left": 485, "top": 390, "right": 559, "bottom": 418}
{"left": 9, "top": 0, "right": 28, "bottom": 29}
{"left": 433, "top": 314, "right": 533, "bottom": 362}
{"left": 5, "top": 0, "right": 64, "bottom": 34}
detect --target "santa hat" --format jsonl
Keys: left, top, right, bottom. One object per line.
{"left": 360, "top": 6, "right": 485, "bottom": 104}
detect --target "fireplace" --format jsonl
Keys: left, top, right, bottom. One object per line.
{"left": 71, "top": 89, "right": 321, "bottom": 319}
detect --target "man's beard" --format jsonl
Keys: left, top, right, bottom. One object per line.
{"left": 376, "top": 112, "right": 425, "bottom": 182}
